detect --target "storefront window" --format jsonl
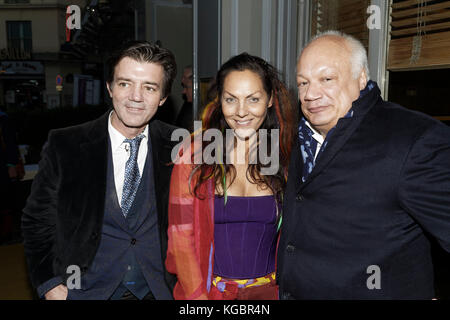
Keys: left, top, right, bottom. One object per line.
{"left": 6, "top": 21, "right": 32, "bottom": 52}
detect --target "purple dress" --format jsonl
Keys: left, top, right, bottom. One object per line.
{"left": 213, "top": 195, "right": 279, "bottom": 279}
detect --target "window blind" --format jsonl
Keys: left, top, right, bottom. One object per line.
{"left": 388, "top": 0, "right": 450, "bottom": 70}
{"left": 311, "top": 0, "right": 371, "bottom": 51}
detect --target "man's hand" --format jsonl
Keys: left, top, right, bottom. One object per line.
{"left": 44, "top": 284, "right": 68, "bottom": 300}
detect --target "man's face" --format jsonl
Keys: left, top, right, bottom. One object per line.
{"left": 181, "top": 68, "right": 193, "bottom": 103}
{"left": 296, "top": 37, "right": 366, "bottom": 137}
{"left": 107, "top": 57, "right": 167, "bottom": 138}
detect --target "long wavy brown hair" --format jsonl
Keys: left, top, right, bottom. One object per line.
{"left": 189, "top": 53, "right": 297, "bottom": 204}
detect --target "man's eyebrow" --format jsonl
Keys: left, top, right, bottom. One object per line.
{"left": 223, "top": 90, "right": 262, "bottom": 98}
{"left": 143, "top": 81, "right": 160, "bottom": 87}
{"left": 116, "top": 77, "right": 131, "bottom": 82}
{"left": 116, "top": 77, "right": 160, "bottom": 87}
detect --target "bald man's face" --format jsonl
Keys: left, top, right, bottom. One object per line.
{"left": 296, "top": 36, "right": 366, "bottom": 137}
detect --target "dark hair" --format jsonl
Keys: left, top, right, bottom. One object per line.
{"left": 191, "top": 52, "right": 296, "bottom": 203}
{"left": 107, "top": 41, "right": 177, "bottom": 98}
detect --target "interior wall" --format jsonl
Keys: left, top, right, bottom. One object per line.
{"left": 145, "top": 0, "right": 193, "bottom": 115}
{"left": 221, "top": 0, "right": 298, "bottom": 91}
{"left": 221, "top": 0, "right": 264, "bottom": 64}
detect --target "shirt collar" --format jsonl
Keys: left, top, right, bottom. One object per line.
{"left": 300, "top": 80, "right": 376, "bottom": 144}
{"left": 108, "top": 111, "right": 148, "bottom": 153}
{"left": 304, "top": 120, "right": 325, "bottom": 145}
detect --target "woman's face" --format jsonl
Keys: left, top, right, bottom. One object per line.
{"left": 221, "top": 69, "right": 272, "bottom": 139}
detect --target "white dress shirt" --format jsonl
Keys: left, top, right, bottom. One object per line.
{"left": 305, "top": 120, "right": 325, "bottom": 161}
{"left": 108, "top": 112, "right": 148, "bottom": 207}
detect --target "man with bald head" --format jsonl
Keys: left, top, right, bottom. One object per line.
{"left": 277, "top": 31, "right": 450, "bottom": 299}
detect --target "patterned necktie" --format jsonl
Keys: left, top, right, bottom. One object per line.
{"left": 121, "top": 134, "right": 144, "bottom": 217}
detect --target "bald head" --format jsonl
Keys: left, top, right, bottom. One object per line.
{"left": 296, "top": 31, "right": 368, "bottom": 137}
{"left": 302, "top": 31, "right": 370, "bottom": 81}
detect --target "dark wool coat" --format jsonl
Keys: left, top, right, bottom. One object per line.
{"left": 277, "top": 83, "right": 450, "bottom": 299}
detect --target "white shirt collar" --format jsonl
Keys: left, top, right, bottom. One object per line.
{"left": 108, "top": 111, "right": 148, "bottom": 153}
{"left": 305, "top": 120, "right": 325, "bottom": 145}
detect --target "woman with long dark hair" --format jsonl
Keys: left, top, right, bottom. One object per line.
{"left": 166, "top": 53, "right": 296, "bottom": 300}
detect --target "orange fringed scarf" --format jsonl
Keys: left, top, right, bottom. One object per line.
{"left": 165, "top": 145, "right": 222, "bottom": 299}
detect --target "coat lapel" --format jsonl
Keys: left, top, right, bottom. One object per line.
{"left": 148, "top": 120, "right": 175, "bottom": 266}
{"left": 149, "top": 121, "right": 162, "bottom": 223}
{"left": 298, "top": 116, "right": 356, "bottom": 191}
{"left": 105, "top": 137, "right": 131, "bottom": 233}
{"left": 149, "top": 120, "right": 171, "bottom": 229}
{"left": 290, "top": 136, "right": 304, "bottom": 193}
{"left": 79, "top": 112, "right": 109, "bottom": 226}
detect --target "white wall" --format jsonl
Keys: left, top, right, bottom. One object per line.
{"left": 220, "top": 0, "right": 298, "bottom": 90}
{"left": 221, "top": 0, "right": 264, "bottom": 63}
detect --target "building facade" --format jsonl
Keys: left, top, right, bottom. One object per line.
{"left": 0, "top": 0, "right": 97, "bottom": 111}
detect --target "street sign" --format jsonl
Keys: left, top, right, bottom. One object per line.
{"left": 56, "top": 75, "right": 63, "bottom": 85}
{"left": 56, "top": 75, "right": 63, "bottom": 92}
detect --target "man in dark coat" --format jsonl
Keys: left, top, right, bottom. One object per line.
{"left": 277, "top": 31, "right": 450, "bottom": 299}
{"left": 22, "top": 41, "right": 181, "bottom": 300}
